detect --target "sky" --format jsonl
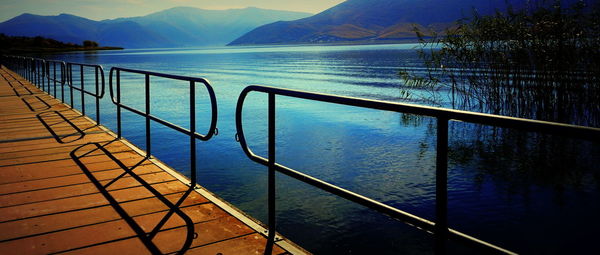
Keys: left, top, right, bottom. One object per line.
{"left": 0, "top": 0, "right": 346, "bottom": 22}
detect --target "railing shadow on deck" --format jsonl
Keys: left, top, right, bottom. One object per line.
{"left": 70, "top": 142, "right": 196, "bottom": 254}
{"left": 235, "top": 85, "right": 600, "bottom": 255}
{"left": 0, "top": 69, "right": 34, "bottom": 97}
{"left": 36, "top": 111, "right": 85, "bottom": 144}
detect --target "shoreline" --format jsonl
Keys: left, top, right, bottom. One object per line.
{"left": 4, "top": 46, "right": 124, "bottom": 54}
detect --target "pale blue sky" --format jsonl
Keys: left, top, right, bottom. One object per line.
{"left": 0, "top": 0, "right": 346, "bottom": 22}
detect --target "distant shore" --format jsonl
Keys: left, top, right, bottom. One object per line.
{"left": 6, "top": 46, "right": 124, "bottom": 54}
{"left": 226, "top": 38, "right": 427, "bottom": 47}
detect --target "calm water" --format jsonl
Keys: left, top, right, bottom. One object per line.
{"left": 42, "top": 44, "right": 600, "bottom": 254}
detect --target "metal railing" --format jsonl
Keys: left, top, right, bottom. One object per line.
{"left": 5, "top": 54, "right": 600, "bottom": 254}
{"left": 32, "top": 58, "right": 46, "bottom": 91}
{"left": 2, "top": 55, "right": 219, "bottom": 186}
{"left": 2, "top": 56, "right": 105, "bottom": 125}
{"left": 44, "top": 60, "right": 66, "bottom": 102}
{"left": 235, "top": 85, "right": 600, "bottom": 255}
{"left": 108, "top": 66, "right": 218, "bottom": 185}
{"left": 66, "top": 62, "right": 105, "bottom": 124}
{"left": 2, "top": 56, "right": 220, "bottom": 254}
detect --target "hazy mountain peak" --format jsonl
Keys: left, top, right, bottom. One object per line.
{"left": 0, "top": 7, "right": 311, "bottom": 48}
{"left": 228, "top": 0, "right": 531, "bottom": 45}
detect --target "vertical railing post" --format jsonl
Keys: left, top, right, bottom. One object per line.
{"left": 27, "top": 59, "right": 31, "bottom": 81}
{"left": 34, "top": 60, "right": 37, "bottom": 86}
{"left": 190, "top": 81, "right": 197, "bottom": 185}
{"left": 435, "top": 116, "right": 449, "bottom": 255}
{"left": 265, "top": 92, "right": 276, "bottom": 255}
{"left": 95, "top": 67, "right": 100, "bottom": 124}
{"left": 145, "top": 74, "right": 151, "bottom": 157}
{"left": 35, "top": 60, "right": 38, "bottom": 87}
{"left": 33, "top": 60, "right": 37, "bottom": 87}
{"left": 42, "top": 61, "right": 45, "bottom": 90}
{"left": 46, "top": 62, "right": 49, "bottom": 93}
{"left": 69, "top": 64, "right": 74, "bottom": 108}
{"left": 61, "top": 63, "right": 65, "bottom": 103}
{"left": 53, "top": 62, "right": 57, "bottom": 97}
{"left": 81, "top": 65, "right": 85, "bottom": 115}
{"left": 39, "top": 61, "right": 41, "bottom": 89}
{"left": 117, "top": 69, "right": 121, "bottom": 138}
{"left": 36, "top": 60, "right": 39, "bottom": 87}
{"left": 43, "top": 61, "right": 47, "bottom": 92}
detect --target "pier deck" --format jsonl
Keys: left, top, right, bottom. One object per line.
{"left": 0, "top": 66, "right": 305, "bottom": 255}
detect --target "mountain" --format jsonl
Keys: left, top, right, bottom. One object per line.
{"left": 227, "top": 0, "right": 534, "bottom": 45}
{"left": 0, "top": 7, "right": 311, "bottom": 48}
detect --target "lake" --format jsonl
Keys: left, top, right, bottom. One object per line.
{"left": 41, "top": 44, "right": 599, "bottom": 254}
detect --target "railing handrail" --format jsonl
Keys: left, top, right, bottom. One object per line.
{"left": 111, "top": 66, "right": 211, "bottom": 83}
{"left": 108, "top": 66, "right": 218, "bottom": 142}
{"left": 235, "top": 85, "right": 600, "bottom": 255}
{"left": 43, "top": 60, "right": 66, "bottom": 102}
{"left": 108, "top": 66, "right": 218, "bottom": 185}
{"left": 238, "top": 85, "right": 599, "bottom": 142}
{"left": 66, "top": 62, "right": 106, "bottom": 98}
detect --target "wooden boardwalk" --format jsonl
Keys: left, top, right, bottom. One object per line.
{"left": 0, "top": 66, "right": 306, "bottom": 255}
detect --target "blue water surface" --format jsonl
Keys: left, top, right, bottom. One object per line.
{"left": 40, "top": 44, "right": 600, "bottom": 254}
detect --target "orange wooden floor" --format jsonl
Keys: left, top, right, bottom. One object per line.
{"left": 0, "top": 66, "right": 306, "bottom": 255}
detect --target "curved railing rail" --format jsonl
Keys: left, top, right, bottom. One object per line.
{"left": 2, "top": 56, "right": 105, "bottom": 124}
{"left": 2, "top": 55, "right": 219, "bottom": 186}
{"left": 66, "top": 62, "right": 105, "bottom": 123}
{"left": 32, "top": 58, "right": 46, "bottom": 91}
{"left": 44, "top": 60, "right": 66, "bottom": 102}
{"left": 2, "top": 55, "right": 219, "bottom": 254}
{"left": 109, "top": 66, "right": 218, "bottom": 185}
{"left": 235, "top": 85, "right": 600, "bottom": 255}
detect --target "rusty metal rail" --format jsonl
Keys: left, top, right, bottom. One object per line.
{"left": 235, "top": 85, "right": 600, "bottom": 255}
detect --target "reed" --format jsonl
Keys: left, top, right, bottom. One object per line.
{"left": 400, "top": 0, "right": 600, "bottom": 127}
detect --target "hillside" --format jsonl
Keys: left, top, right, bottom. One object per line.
{"left": 228, "top": 0, "right": 528, "bottom": 45}
{"left": 0, "top": 34, "right": 122, "bottom": 53}
{"left": 0, "top": 7, "right": 311, "bottom": 48}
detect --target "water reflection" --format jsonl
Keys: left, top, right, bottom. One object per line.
{"left": 44, "top": 45, "right": 600, "bottom": 254}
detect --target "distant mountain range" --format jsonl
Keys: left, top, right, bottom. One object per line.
{"left": 0, "top": 7, "right": 310, "bottom": 48}
{"left": 228, "top": 0, "right": 538, "bottom": 45}
{"left": 2, "top": 0, "right": 589, "bottom": 48}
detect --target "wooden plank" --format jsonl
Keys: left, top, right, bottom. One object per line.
{"left": 0, "top": 192, "right": 209, "bottom": 241}
{"left": 185, "top": 233, "right": 287, "bottom": 255}
{"left": 0, "top": 166, "right": 165, "bottom": 195}
{"left": 0, "top": 171, "right": 178, "bottom": 207}
{"left": 0, "top": 66, "right": 307, "bottom": 255}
